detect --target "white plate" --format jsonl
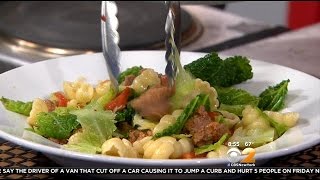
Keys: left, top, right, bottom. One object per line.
{"left": 0, "top": 51, "right": 319, "bottom": 170}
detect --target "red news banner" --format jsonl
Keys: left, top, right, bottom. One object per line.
{"left": 0, "top": 167, "right": 319, "bottom": 175}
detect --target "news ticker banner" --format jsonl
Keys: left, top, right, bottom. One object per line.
{"left": 0, "top": 167, "right": 319, "bottom": 175}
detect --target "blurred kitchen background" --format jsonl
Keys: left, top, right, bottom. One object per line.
{"left": 0, "top": 1, "right": 319, "bottom": 77}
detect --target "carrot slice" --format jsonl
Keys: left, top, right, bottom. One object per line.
{"left": 105, "top": 87, "right": 131, "bottom": 111}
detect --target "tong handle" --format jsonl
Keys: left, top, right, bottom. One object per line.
{"left": 101, "top": 1, "right": 121, "bottom": 91}
{"left": 165, "top": 1, "right": 181, "bottom": 87}
{"left": 165, "top": 1, "right": 181, "bottom": 54}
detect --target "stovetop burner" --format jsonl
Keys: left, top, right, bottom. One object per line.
{"left": 0, "top": 1, "right": 201, "bottom": 55}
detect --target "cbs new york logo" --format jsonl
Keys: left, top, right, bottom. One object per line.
{"left": 227, "top": 147, "right": 256, "bottom": 166}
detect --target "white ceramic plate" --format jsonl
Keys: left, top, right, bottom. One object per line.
{"left": 0, "top": 51, "right": 319, "bottom": 170}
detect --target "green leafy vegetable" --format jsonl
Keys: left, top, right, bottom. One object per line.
{"left": 64, "top": 132, "right": 100, "bottom": 154}
{"left": 63, "top": 109, "right": 116, "bottom": 154}
{"left": 227, "top": 105, "right": 288, "bottom": 149}
{"left": 216, "top": 87, "right": 260, "bottom": 116}
{"left": 223, "top": 56, "right": 253, "bottom": 86}
{"left": 216, "top": 87, "right": 260, "bottom": 106}
{"left": 35, "top": 111, "right": 79, "bottom": 139}
{"left": 170, "top": 69, "right": 196, "bottom": 110}
{"left": 153, "top": 94, "right": 209, "bottom": 139}
{"left": 132, "top": 114, "right": 157, "bottom": 130}
{"left": 258, "top": 107, "right": 289, "bottom": 137}
{"left": 228, "top": 105, "right": 274, "bottom": 149}
{"left": 169, "top": 37, "right": 197, "bottom": 110}
{"left": 118, "top": 66, "right": 143, "bottom": 84}
{"left": 184, "top": 52, "right": 253, "bottom": 87}
{"left": 227, "top": 127, "right": 275, "bottom": 149}
{"left": 258, "top": 79, "right": 290, "bottom": 111}
{"left": 54, "top": 106, "right": 76, "bottom": 114}
{"left": 172, "top": 134, "right": 192, "bottom": 139}
{"left": 215, "top": 115, "right": 225, "bottom": 123}
{"left": 218, "top": 104, "right": 246, "bottom": 117}
{"left": 195, "top": 133, "right": 228, "bottom": 155}
{"left": 115, "top": 106, "right": 135, "bottom": 122}
{"left": 0, "top": 97, "right": 32, "bottom": 116}
{"left": 85, "top": 87, "right": 116, "bottom": 111}
{"left": 63, "top": 92, "right": 117, "bottom": 153}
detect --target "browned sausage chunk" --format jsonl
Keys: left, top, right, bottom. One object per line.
{"left": 130, "top": 86, "right": 173, "bottom": 121}
{"left": 128, "top": 129, "right": 152, "bottom": 143}
{"left": 185, "top": 106, "right": 229, "bottom": 147}
{"left": 123, "top": 74, "right": 136, "bottom": 86}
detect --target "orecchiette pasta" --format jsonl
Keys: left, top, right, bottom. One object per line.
{"left": 63, "top": 77, "right": 94, "bottom": 106}
{"left": 264, "top": 111, "right": 299, "bottom": 127}
{"left": 206, "top": 145, "right": 229, "bottom": 158}
{"left": 102, "top": 138, "right": 138, "bottom": 158}
{"left": 141, "top": 136, "right": 194, "bottom": 159}
{"left": 130, "top": 68, "right": 160, "bottom": 94}
{"left": 152, "top": 109, "right": 183, "bottom": 134}
{"left": 27, "top": 98, "right": 48, "bottom": 126}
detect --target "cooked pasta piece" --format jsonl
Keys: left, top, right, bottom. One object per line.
{"left": 206, "top": 151, "right": 218, "bottom": 158}
{"left": 66, "top": 99, "right": 79, "bottom": 109}
{"left": 264, "top": 111, "right": 299, "bottom": 127}
{"left": 142, "top": 136, "right": 194, "bottom": 159}
{"left": 27, "top": 98, "right": 49, "bottom": 126}
{"left": 63, "top": 77, "right": 85, "bottom": 100}
{"left": 102, "top": 138, "right": 138, "bottom": 158}
{"left": 219, "top": 110, "right": 241, "bottom": 129}
{"left": 94, "top": 80, "right": 112, "bottom": 100}
{"left": 152, "top": 109, "right": 183, "bottom": 134}
{"left": 242, "top": 106, "right": 271, "bottom": 131}
{"left": 132, "top": 136, "right": 153, "bottom": 155}
{"left": 178, "top": 138, "right": 194, "bottom": 154}
{"left": 206, "top": 145, "right": 229, "bottom": 158}
{"left": 194, "top": 78, "right": 219, "bottom": 110}
{"left": 228, "top": 106, "right": 277, "bottom": 149}
{"left": 130, "top": 69, "right": 161, "bottom": 94}
{"left": 215, "top": 145, "right": 229, "bottom": 157}
{"left": 63, "top": 77, "right": 94, "bottom": 106}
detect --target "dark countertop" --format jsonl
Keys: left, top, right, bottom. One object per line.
{"left": 220, "top": 23, "right": 320, "bottom": 79}
{"left": 184, "top": 5, "right": 319, "bottom": 79}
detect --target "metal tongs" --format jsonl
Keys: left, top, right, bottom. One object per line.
{"left": 101, "top": 1, "right": 181, "bottom": 90}
{"left": 165, "top": 1, "right": 182, "bottom": 87}
{"left": 101, "top": 1, "right": 120, "bottom": 92}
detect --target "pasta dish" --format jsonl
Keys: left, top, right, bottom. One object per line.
{"left": 0, "top": 52, "right": 299, "bottom": 159}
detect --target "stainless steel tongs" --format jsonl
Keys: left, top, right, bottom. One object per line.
{"left": 165, "top": 1, "right": 182, "bottom": 87}
{"left": 101, "top": 1, "right": 182, "bottom": 90}
{"left": 101, "top": 1, "right": 121, "bottom": 92}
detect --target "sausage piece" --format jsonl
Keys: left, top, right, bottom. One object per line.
{"left": 185, "top": 106, "right": 230, "bottom": 147}
{"left": 130, "top": 86, "right": 173, "bottom": 121}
